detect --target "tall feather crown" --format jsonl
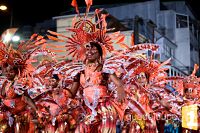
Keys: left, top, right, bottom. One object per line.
{"left": 47, "top": 1, "right": 129, "bottom": 61}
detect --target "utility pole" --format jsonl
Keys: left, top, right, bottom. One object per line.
{"left": 8, "top": 0, "right": 14, "bottom": 28}
{"left": 134, "top": 15, "right": 143, "bottom": 45}
{"left": 147, "top": 20, "right": 157, "bottom": 43}
{"left": 134, "top": 15, "right": 139, "bottom": 45}
{"left": 10, "top": 8, "right": 13, "bottom": 27}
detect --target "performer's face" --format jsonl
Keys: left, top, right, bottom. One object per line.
{"left": 136, "top": 72, "right": 148, "bottom": 86}
{"left": 2, "top": 64, "right": 17, "bottom": 80}
{"left": 85, "top": 44, "right": 100, "bottom": 62}
{"left": 49, "top": 78, "right": 58, "bottom": 88}
{"left": 184, "top": 88, "right": 193, "bottom": 99}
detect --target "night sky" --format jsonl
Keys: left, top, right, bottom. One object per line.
{"left": 0, "top": 0, "right": 200, "bottom": 34}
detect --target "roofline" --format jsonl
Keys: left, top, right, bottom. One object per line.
{"left": 52, "top": 12, "right": 95, "bottom": 20}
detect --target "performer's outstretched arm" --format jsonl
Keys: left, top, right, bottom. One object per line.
{"left": 109, "top": 73, "right": 126, "bottom": 102}
{"left": 67, "top": 81, "right": 80, "bottom": 98}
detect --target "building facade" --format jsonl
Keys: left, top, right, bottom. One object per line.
{"left": 105, "top": 0, "right": 200, "bottom": 76}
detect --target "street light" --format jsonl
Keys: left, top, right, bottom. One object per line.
{"left": 0, "top": 4, "right": 13, "bottom": 28}
{"left": 0, "top": 5, "right": 7, "bottom": 11}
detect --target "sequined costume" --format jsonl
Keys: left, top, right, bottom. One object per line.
{"left": 0, "top": 34, "right": 54, "bottom": 133}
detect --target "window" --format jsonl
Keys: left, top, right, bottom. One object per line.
{"left": 163, "top": 44, "right": 174, "bottom": 58}
{"left": 176, "top": 14, "right": 188, "bottom": 28}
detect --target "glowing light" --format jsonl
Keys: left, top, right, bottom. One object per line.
{"left": 0, "top": 5, "right": 7, "bottom": 10}
{"left": 12, "top": 35, "right": 20, "bottom": 42}
{"left": 3, "top": 33, "right": 12, "bottom": 43}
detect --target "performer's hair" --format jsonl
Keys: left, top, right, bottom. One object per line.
{"left": 184, "top": 88, "right": 189, "bottom": 94}
{"left": 52, "top": 74, "right": 59, "bottom": 81}
{"left": 145, "top": 72, "right": 150, "bottom": 83}
{"left": 2, "top": 63, "right": 18, "bottom": 74}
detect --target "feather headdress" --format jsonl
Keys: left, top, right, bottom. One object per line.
{"left": 183, "top": 64, "right": 200, "bottom": 88}
{"left": 0, "top": 34, "right": 52, "bottom": 77}
{"left": 47, "top": 1, "right": 129, "bottom": 61}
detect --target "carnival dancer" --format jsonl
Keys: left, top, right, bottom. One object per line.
{"left": 47, "top": 10, "right": 128, "bottom": 132}
{"left": 0, "top": 34, "right": 52, "bottom": 133}
{"left": 121, "top": 54, "right": 183, "bottom": 132}
{"left": 29, "top": 59, "right": 82, "bottom": 132}
{"left": 68, "top": 41, "right": 126, "bottom": 133}
{"left": 179, "top": 64, "right": 200, "bottom": 105}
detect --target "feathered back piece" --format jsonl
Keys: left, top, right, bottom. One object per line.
{"left": 47, "top": 1, "right": 129, "bottom": 61}
{"left": 0, "top": 34, "right": 50, "bottom": 77}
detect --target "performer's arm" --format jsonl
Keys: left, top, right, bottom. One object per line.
{"left": 22, "top": 94, "right": 37, "bottom": 111}
{"left": 109, "top": 73, "right": 126, "bottom": 102}
{"left": 65, "top": 82, "right": 80, "bottom": 98}
{"left": 0, "top": 80, "right": 8, "bottom": 97}
{"left": 64, "top": 73, "right": 80, "bottom": 98}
